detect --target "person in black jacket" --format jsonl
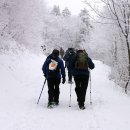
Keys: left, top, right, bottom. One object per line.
{"left": 63, "top": 48, "right": 76, "bottom": 84}
{"left": 42, "top": 49, "right": 66, "bottom": 108}
{"left": 71, "top": 49, "right": 95, "bottom": 110}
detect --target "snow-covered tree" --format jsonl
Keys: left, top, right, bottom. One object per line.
{"left": 75, "top": 8, "right": 92, "bottom": 50}
{"left": 41, "top": 15, "right": 81, "bottom": 54}
{"left": 51, "top": 5, "right": 61, "bottom": 16}
{"left": 62, "top": 7, "right": 71, "bottom": 17}
{"left": 84, "top": 0, "right": 130, "bottom": 93}
{"left": 0, "top": 0, "right": 47, "bottom": 53}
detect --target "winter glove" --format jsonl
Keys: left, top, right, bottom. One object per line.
{"left": 62, "top": 76, "right": 66, "bottom": 84}
{"left": 44, "top": 73, "right": 47, "bottom": 79}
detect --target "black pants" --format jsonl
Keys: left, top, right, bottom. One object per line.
{"left": 47, "top": 78, "right": 60, "bottom": 103}
{"left": 67, "top": 68, "right": 72, "bottom": 82}
{"left": 74, "top": 75, "right": 89, "bottom": 106}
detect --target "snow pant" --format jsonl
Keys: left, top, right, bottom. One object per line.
{"left": 47, "top": 78, "right": 61, "bottom": 103}
{"left": 67, "top": 68, "right": 73, "bottom": 82}
{"left": 74, "top": 75, "right": 89, "bottom": 106}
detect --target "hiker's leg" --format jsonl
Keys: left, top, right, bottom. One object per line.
{"left": 74, "top": 76, "right": 81, "bottom": 103}
{"left": 80, "top": 75, "right": 89, "bottom": 105}
{"left": 54, "top": 78, "right": 61, "bottom": 103}
{"left": 68, "top": 68, "right": 72, "bottom": 82}
{"left": 47, "top": 79, "right": 55, "bottom": 103}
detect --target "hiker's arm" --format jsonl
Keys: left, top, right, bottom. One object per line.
{"left": 42, "top": 58, "right": 49, "bottom": 77}
{"left": 60, "top": 60, "right": 66, "bottom": 84}
{"left": 70, "top": 54, "right": 76, "bottom": 70}
{"left": 63, "top": 54, "right": 67, "bottom": 61}
{"left": 60, "top": 60, "right": 65, "bottom": 77}
{"left": 63, "top": 50, "right": 69, "bottom": 61}
{"left": 88, "top": 57, "right": 95, "bottom": 70}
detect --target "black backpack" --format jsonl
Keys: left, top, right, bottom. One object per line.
{"left": 63, "top": 49, "right": 76, "bottom": 68}
{"left": 64, "top": 49, "right": 75, "bottom": 62}
{"left": 75, "top": 50, "right": 88, "bottom": 70}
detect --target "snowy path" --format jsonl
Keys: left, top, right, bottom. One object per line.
{"left": 0, "top": 53, "right": 130, "bottom": 130}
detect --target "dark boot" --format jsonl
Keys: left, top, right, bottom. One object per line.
{"left": 79, "top": 105, "right": 85, "bottom": 110}
{"left": 54, "top": 101, "right": 59, "bottom": 106}
{"left": 78, "top": 103, "right": 85, "bottom": 110}
{"left": 47, "top": 102, "right": 54, "bottom": 108}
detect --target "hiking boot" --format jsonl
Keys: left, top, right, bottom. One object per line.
{"left": 47, "top": 102, "right": 54, "bottom": 108}
{"left": 54, "top": 102, "right": 59, "bottom": 106}
{"left": 78, "top": 103, "right": 85, "bottom": 110}
{"left": 79, "top": 105, "right": 85, "bottom": 110}
{"left": 68, "top": 81, "right": 73, "bottom": 84}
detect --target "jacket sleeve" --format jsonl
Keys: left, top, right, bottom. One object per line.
{"left": 69, "top": 54, "right": 76, "bottom": 70}
{"left": 63, "top": 50, "right": 69, "bottom": 61}
{"left": 42, "top": 58, "right": 49, "bottom": 76}
{"left": 63, "top": 53, "right": 67, "bottom": 61}
{"left": 88, "top": 57, "right": 95, "bottom": 70}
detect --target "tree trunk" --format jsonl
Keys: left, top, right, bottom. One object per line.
{"left": 125, "top": 36, "right": 130, "bottom": 94}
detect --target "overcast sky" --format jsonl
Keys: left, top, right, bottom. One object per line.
{"left": 45, "top": 0, "right": 87, "bottom": 15}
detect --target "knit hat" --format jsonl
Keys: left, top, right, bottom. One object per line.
{"left": 52, "top": 49, "right": 59, "bottom": 58}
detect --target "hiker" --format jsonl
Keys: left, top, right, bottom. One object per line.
{"left": 42, "top": 49, "right": 66, "bottom": 108}
{"left": 63, "top": 48, "right": 76, "bottom": 84}
{"left": 71, "top": 49, "right": 95, "bottom": 110}
{"left": 59, "top": 47, "right": 65, "bottom": 59}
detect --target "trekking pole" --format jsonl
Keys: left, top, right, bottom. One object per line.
{"left": 89, "top": 70, "right": 92, "bottom": 104}
{"left": 69, "top": 83, "right": 72, "bottom": 107}
{"left": 37, "top": 79, "right": 46, "bottom": 104}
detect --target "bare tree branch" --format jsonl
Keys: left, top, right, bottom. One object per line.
{"left": 84, "top": 0, "right": 116, "bottom": 20}
{"left": 111, "top": 0, "right": 126, "bottom": 36}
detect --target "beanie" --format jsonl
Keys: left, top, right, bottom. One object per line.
{"left": 52, "top": 49, "right": 59, "bottom": 58}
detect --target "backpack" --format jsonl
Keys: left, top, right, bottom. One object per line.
{"left": 64, "top": 49, "right": 75, "bottom": 61}
{"left": 48, "top": 59, "right": 59, "bottom": 77}
{"left": 75, "top": 51, "right": 88, "bottom": 70}
{"left": 63, "top": 49, "right": 76, "bottom": 67}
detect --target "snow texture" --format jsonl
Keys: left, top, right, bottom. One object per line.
{"left": 0, "top": 52, "right": 130, "bottom": 130}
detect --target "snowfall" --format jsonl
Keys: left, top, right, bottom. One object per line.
{"left": 0, "top": 50, "right": 130, "bottom": 130}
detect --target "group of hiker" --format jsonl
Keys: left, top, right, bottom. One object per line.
{"left": 41, "top": 47, "right": 95, "bottom": 110}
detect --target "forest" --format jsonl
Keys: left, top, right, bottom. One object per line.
{"left": 0, "top": 0, "right": 130, "bottom": 93}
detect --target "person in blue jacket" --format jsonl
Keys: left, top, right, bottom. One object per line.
{"left": 71, "top": 49, "right": 95, "bottom": 110}
{"left": 42, "top": 49, "right": 66, "bottom": 108}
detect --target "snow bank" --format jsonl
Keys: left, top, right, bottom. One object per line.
{"left": 0, "top": 38, "right": 26, "bottom": 54}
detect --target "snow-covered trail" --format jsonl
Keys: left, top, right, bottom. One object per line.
{"left": 0, "top": 53, "right": 130, "bottom": 130}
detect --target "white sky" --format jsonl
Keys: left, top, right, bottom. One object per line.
{"left": 45, "top": 0, "right": 87, "bottom": 15}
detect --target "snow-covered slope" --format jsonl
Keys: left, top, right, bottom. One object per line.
{"left": 0, "top": 52, "right": 130, "bottom": 130}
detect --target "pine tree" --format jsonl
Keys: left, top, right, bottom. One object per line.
{"left": 62, "top": 7, "right": 71, "bottom": 17}
{"left": 51, "top": 5, "right": 61, "bottom": 16}
{"left": 79, "top": 8, "right": 92, "bottom": 35}
{"left": 75, "top": 8, "right": 92, "bottom": 48}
